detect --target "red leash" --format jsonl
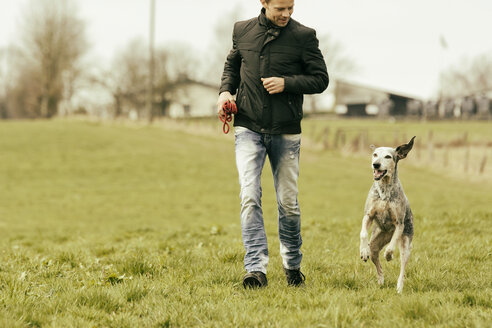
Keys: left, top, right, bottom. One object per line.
{"left": 220, "top": 100, "right": 237, "bottom": 134}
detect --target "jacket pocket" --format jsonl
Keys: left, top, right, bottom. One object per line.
{"left": 236, "top": 83, "right": 244, "bottom": 104}
{"left": 287, "top": 93, "right": 303, "bottom": 120}
{"left": 271, "top": 93, "right": 302, "bottom": 123}
{"left": 235, "top": 83, "right": 257, "bottom": 122}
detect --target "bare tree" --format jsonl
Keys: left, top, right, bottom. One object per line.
{"left": 0, "top": 48, "right": 6, "bottom": 98}
{"left": 3, "top": 46, "right": 43, "bottom": 118}
{"left": 15, "top": 0, "right": 87, "bottom": 118}
{"left": 202, "top": 5, "right": 243, "bottom": 85}
{"left": 441, "top": 53, "right": 492, "bottom": 97}
{"left": 152, "top": 42, "right": 201, "bottom": 116}
{"left": 96, "top": 38, "right": 200, "bottom": 119}
{"left": 112, "top": 39, "right": 148, "bottom": 117}
{"left": 0, "top": 48, "right": 8, "bottom": 118}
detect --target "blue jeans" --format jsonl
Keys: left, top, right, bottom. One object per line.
{"left": 234, "top": 126, "right": 302, "bottom": 274}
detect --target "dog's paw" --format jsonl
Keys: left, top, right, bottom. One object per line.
{"left": 384, "top": 248, "right": 394, "bottom": 261}
{"left": 360, "top": 246, "right": 370, "bottom": 262}
{"left": 397, "top": 276, "right": 405, "bottom": 293}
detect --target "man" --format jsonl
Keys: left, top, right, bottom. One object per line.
{"left": 217, "top": 0, "right": 329, "bottom": 288}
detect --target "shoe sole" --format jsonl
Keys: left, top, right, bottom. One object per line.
{"left": 243, "top": 276, "right": 267, "bottom": 289}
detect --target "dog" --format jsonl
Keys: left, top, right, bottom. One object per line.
{"left": 359, "top": 136, "right": 415, "bottom": 293}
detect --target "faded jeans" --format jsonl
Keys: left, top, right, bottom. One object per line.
{"left": 234, "top": 126, "right": 302, "bottom": 274}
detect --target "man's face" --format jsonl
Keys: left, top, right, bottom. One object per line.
{"left": 261, "top": 0, "right": 294, "bottom": 27}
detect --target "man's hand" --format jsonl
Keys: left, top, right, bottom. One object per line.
{"left": 217, "top": 91, "right": 235, "bottom": 120}
{"left": 261, "top": 77, "right": 285, "bottom": 94}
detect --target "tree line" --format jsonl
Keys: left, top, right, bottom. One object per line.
{"left": 0, "top": 0, "right": 489, "bottom": 120}
{"left": 0, "top": 0, "right": 205, "bottom": 119}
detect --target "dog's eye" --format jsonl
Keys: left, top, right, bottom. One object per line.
{"left": 373, "top": 153, "right": 377, "bottom": 157}
{"left": 384, "top": 155, "right": 392, "bottom": 159}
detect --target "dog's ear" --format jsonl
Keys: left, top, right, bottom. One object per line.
{"left": 370, "top": 144, "right": 376, "bottom": 151}
{"left": 396, "top": 136, "right": 416, "bottom": 160}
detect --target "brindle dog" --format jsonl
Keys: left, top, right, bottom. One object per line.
{"left": 359, "top": 136, "right": 415, "bottom": 293}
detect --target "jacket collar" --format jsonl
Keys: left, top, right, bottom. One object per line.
{"left": 259, "top": 8, "right": 271, "bottom": 27}
{"left": 258, "top": 8, "right": 289, "bottom": 29}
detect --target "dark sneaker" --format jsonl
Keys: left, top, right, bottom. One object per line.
{"left": 284, "top": 268, "right": 305, "bottom": 287}
{"left": 243, "top": 271, "right": 268, "bottom": 289}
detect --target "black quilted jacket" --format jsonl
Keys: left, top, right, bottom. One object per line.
{"left": 219, "top": 9, "right": 329, "bottom": 134}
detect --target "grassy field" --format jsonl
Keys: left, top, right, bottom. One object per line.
{"left": 0, "top": 119, "right": 491, "bottom": 327}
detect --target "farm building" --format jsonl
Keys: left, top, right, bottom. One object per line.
{"left": 167, "top": 81, "right": 218, "bottom": 118}
{"left": 332, "top": 79, "right": 422, "bottom": 117}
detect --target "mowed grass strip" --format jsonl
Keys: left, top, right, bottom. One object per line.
{"left": 0, "top": 119, "right": 490, "bottom": 327}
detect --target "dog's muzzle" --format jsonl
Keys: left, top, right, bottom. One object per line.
{"left": 373, "top": 169, "right": 387, "bottom": 180}
{"left": 373, "top": 163, "right": 386, "bottom": 180}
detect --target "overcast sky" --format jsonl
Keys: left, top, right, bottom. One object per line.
{"left": 1, "top": 0, "right": 491, "bottom": 99}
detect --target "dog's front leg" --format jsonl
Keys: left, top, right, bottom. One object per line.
{"left": 360, "top": 214, "right": 372, "bottom": 262}
{"left": 384, "top": 206, "right": 404, "bottom": 261}
{"left": 384, "top": 222, "right": 403, "bottom": 261}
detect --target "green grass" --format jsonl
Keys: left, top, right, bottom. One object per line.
{"left": 0, "top": 119, "right": 491, "bottom": 327}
